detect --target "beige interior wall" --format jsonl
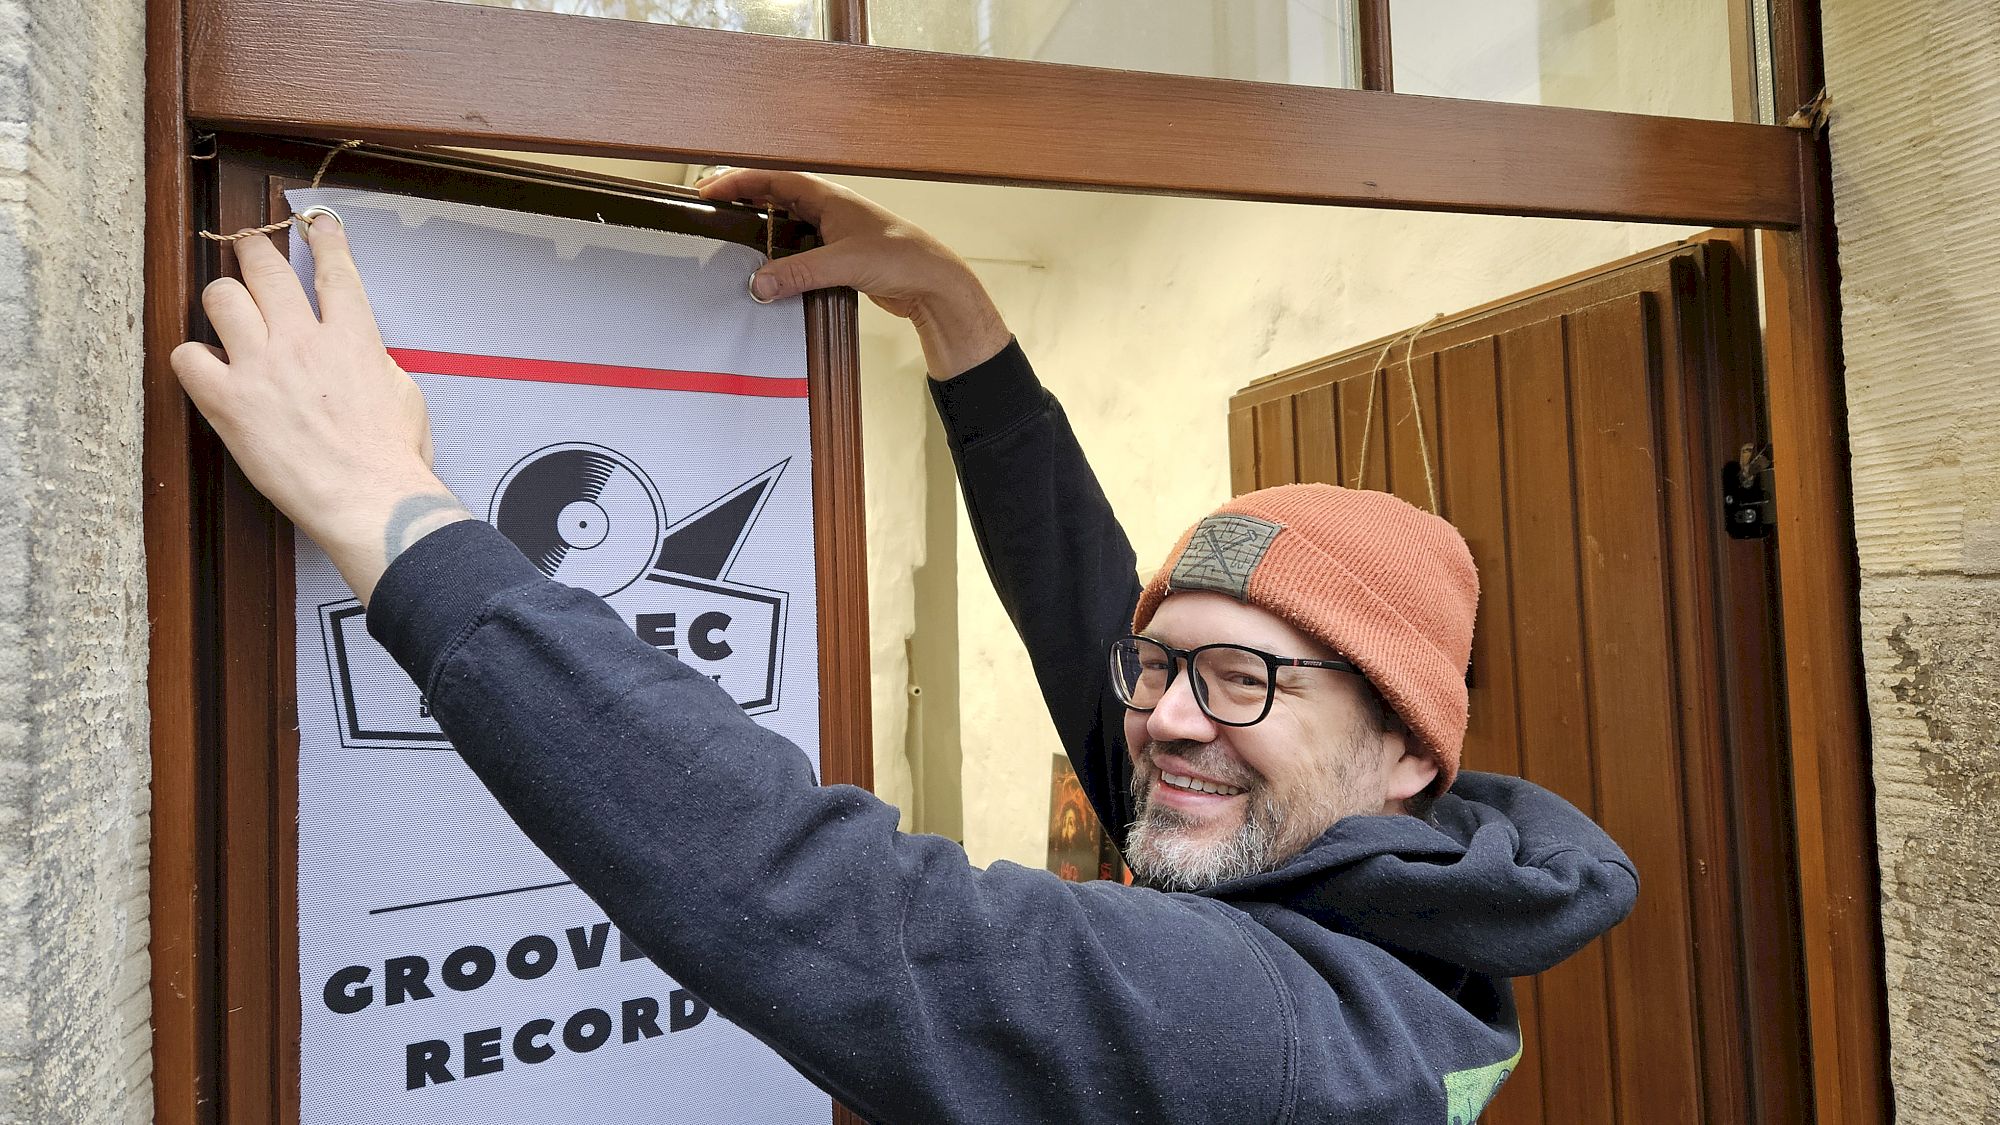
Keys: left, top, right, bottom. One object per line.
{"left": 1821, "top": 2, "right": 2000, "bottom": 1119}
{"left": 846, "top": 182, "right": 1112, "bottom": 829}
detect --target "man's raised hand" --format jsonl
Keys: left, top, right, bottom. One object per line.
{"left": 170, "top": 216, "right": 469, "bottom": 604}
{"left": 697, "top": 169, "right": 1011, "bottom": 379}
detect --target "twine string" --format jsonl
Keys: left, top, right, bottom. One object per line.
{"left": 196, "top": 140, "right": 364, "bottom": 243}
{"left": 1348, "top": 312, "right": 1447, "bottom": 512}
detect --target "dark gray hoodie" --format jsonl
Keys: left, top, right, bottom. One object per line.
{"left": 368, "top": 342, "right": 1637, "bottom": 1124}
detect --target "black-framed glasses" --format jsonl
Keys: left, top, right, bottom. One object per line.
{"left": 1108, "top": 634, "right": 1362, "bottom": 728}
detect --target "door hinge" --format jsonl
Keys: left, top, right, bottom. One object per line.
{"left": 1721, "top": 444, "right": 1774, "bottom": 539}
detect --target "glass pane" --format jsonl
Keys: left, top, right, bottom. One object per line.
{"left": 1390, "top": 0, "right": 1739, "bottom": 120}
{"left": 456, "top": 0, "right": 823, "bottom": 37}
{"left": 871, "top": 0, "right": 1361, "bottom": 89}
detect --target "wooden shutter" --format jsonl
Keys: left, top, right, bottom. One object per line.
{"left": 1230, "top": 237, "right": 1807, "bottom": 1124}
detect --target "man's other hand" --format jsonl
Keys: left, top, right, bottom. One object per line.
{"left": 697, "top": 169, "right": 1011, "bottom": 379}
{"left": 170, "top": 216, "right": 469, "bottom": 604}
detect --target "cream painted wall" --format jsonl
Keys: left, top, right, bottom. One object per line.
{"left": 847, "top": 182, "right": 1113, "bottom": 828}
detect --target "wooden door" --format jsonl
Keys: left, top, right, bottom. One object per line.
{"left": 1229, "top": 238, "right": 1808, "bottom": 1124}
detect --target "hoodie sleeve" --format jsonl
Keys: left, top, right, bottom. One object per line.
{"left": 929, "top": 341, "right": 1143, "bottom": 844}
{"left": 366, "top": 521, "right": 1301, "bottom": 1125}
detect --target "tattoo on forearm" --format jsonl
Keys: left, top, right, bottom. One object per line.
{"left": 384, "top": 494, "right": 472, "bottom": 564}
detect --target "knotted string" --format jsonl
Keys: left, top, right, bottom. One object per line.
{"left": 1348, "top": 312, "right": 1447, "bottom": 512}
{"left": 196, "top": 140, "right": 364, "bottom": 243}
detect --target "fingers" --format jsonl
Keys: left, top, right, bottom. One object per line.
{"left": 750, "top": 241, "right": 870, "bottom": 302}
{"left": 169, "top": 340, "right": 230, "bottom": 405}
{"left": 303, "top": 211, "right": 377, "bottom": 328}
{"left": 697, "top": 168, "right": 836, "bottom": 224}
{"left": 201, "top": 276, "right": 267, "bottom": 354}
{"left": 232, "top": 233, "right": 319, "bottom": 331}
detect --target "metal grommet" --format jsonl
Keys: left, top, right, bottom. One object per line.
{"left": 296, "top": 205, "right": 345, "bottom": 230}
{"left": 748, "top": 274, "right": 776, "bottom": 305}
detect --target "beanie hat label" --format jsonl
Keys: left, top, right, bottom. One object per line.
{"left": 1165, "top": 514, "right": 1283, "bottom": 603}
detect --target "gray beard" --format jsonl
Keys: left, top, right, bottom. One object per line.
{"left": 1123, "top": 782, "right": 1280, "bottom": 893}
{"left": 1123, "top": 730, "right": 1377, "bottom": 893}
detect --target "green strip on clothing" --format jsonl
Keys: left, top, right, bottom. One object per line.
{"left": 1442, "top": 1044, "right": 1522, "bottom": 1124}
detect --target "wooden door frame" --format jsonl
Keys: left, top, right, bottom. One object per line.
{"left": 145, "top": 0, "right": 1887, "bottom": 1122}
{"left": 1757, "top": 2, "right": 1891, "bottom": 1122}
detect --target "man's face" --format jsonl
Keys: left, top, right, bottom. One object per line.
{"left": 1121, "top": 592, "right": 1436, "bottom": 893}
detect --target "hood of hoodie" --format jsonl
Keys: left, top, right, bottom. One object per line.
{"left": 1205, "top": 770, "right": 1639, "bottom": 979}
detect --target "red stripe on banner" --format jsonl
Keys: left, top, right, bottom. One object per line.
{"left": 387, "top": 348, "right": 810, "bottom": 398}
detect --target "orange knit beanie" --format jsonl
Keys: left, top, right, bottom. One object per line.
{"left": 1131, "top": 484, "right": 1480, "bottom": 791}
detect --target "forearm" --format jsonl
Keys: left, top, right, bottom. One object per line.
{"left": 931, "top": 344, "right": 1145, "bottom": 837}
{"left": 301, "top": 471, "right": 473, "bottom": 606}
{"left": 909, "top": 278, "right": 1012, "bottom": 381}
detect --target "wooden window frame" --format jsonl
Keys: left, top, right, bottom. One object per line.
{"left": 145, "top": 1, "right": 1888, "bottom": 1122}
{"left": 1357, "top": 0, "right": 1393, "bottom": 91}
{"left": 181, "top": 0, "right": 1802, "bottom": 228}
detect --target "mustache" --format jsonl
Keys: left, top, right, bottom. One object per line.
{"left": 1137, "top": 740, "right": 1260, "bottom": 791}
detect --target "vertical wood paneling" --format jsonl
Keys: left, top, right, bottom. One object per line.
{"left": 1228, "top": 407, "right": 1259, "bottom": 495}
{"left": 1253, "top": 397, "right": 1297, "bottom": 488}
{"left": 1292, "top": 386, "right": 1341, "bottom": 486}
{"left": 1384, "top": 351, "right": 1442, "bottom": 513}
{"left": 1433, "top": 337, "right": 1547, "bottom": 1125}
{"left": 1495, "top": 314, "right": 1619, "bottom": 1124}
{"left": 1656, "top": 251, "right": 1755, "bottom": 1123}
{"left": 1336, "top": 373, "right": 1387, "bottom": 491}
{"left": 1566, "top": 295, "right": 1704, "bottom": 1122}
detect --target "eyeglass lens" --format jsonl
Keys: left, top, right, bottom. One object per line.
{"left": 1110, "top": 637, "right": 1272, "bottom": 724}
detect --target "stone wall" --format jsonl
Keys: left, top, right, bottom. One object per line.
{"left": 0, "top": 0, "right": 151, "bottom": 1119}
{"left": 1823, "top": 1, "right": 2000, "bottom": 1119}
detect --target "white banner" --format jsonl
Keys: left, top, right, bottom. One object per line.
{"left": 289, "top": 187, "right": 830, "bottom": 1124}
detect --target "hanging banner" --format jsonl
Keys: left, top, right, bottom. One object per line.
{"left": 289, "top": 187, "right": 829, "bottom": 1124}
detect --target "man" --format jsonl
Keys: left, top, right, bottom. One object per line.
{"left": 172, "top": 171, "right": 1637, "bottom": 1123}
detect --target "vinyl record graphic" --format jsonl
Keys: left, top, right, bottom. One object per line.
{"left": 489, "top": 443, "right": 664, "bottom": 597}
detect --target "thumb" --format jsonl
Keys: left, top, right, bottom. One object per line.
{"left": 750, "top": 241, "right": 873, "bottom": 302}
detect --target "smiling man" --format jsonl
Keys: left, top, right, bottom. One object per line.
{"left": 173, "top": 171, "right": 1636, "bottom": 1124}
{"left": 1115, "top": 484, "right": 1475, "bottom": 895}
